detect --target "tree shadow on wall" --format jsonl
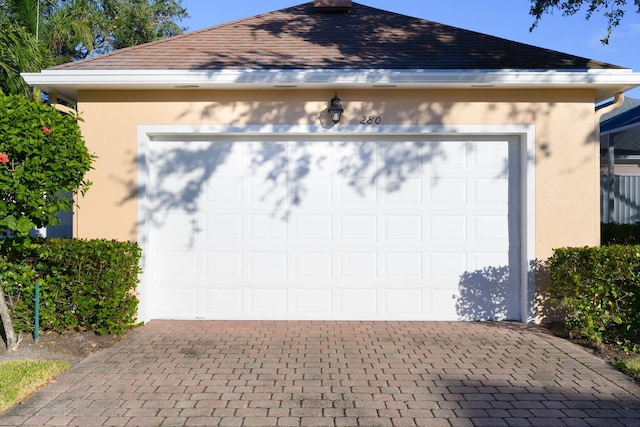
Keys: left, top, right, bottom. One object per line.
{"left": 142, "top": 139, "right": 234, "bottom": 247}
{"left": 250, "top": 138, "right": 445, "bottom": 220}
{"left": 456, "top": 260, "right": 546, "bottom": 322}
{"left": 136, "top": 136, "right": 452, "bottom": 244}
{"left": 456, "top": 265, "right": 514, "bottom": 321}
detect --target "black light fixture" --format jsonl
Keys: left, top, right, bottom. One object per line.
{"left": 328, "top": 93, "right": 344, "bottom": 124}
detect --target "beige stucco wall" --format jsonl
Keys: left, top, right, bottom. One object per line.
{"left": 74, "top": 88, "right": 599, "bottom": 264}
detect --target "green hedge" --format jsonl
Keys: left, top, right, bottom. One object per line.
{"left": 548, "top": 245, "right": 640, "bottom": 350}
{"left": 1, "top": 238, "right": 141, "bottom": 335}
{"left": 602, "top": 223, "right": 640, "bottom": 245}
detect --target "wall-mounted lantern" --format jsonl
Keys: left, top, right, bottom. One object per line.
{"left": 328, "top": 93, "right": 344, "bottom": 124}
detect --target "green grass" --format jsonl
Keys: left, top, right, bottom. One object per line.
{"left": 613, "top": 358, "right": 640, "bottom": 381}
{"left": 0, "top": 359, "right": 70, "bottom": 414}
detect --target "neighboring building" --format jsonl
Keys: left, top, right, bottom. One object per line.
{"left": 23, "top": 1, "right": 640, "bottom": 323}
{"left": 601, "top": 97, "right": 640, "bottom": 176}
{"left": 600, "top": 97, "right": 640, "bottom": 223}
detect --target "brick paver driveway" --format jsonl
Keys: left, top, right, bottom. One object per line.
{"left": 2, "top": 320, "right": 640, "bottom": 426}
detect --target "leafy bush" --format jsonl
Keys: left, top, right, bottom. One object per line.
{"left": 548, "top": 246, "right": 640, "bottom": 350}
{"left": 0, "top": 93, "right": 95, "bottom": 348}
{"left": 613, "top": 358, "right": 640, "bottom": 380}
{"left": 0, "top": 92, "right": 93, "bottom": 247}
{"left": 0, "top": 238, "right": 141, "bottom": 335}
{"left": 0, "top": 261, "right": 40, "bottom": 334}
{"left": 602, "top": 223, "right": 640, "bottom": 246}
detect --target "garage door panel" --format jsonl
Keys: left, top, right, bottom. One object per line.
{"left": 152, "top": 214, "right": 200, "bottom": 246}
{"left": 156, "top": 288, "right": 199, "bottom": 319}
{"left": 384, "top": 215, "right": 422, "bottom": 241}
{"left": 248, "top": 177, "right": 289, "bottom": 207}
{"left": 457, "top": 258, "right": 516, "bottom": 321}
{"left": 249, "top": 215, "right": 288, "bottom": 240}
{"left": 155, "top": 251, "right": 199, "bottom": 279}
{"left": 472, "top": 252, "right": 510, "bottom": 271}
{"left": 249, "top": 252, "right": 288, "bottom": 278}
{"left": 334, "top": 141, "right": 379, "bottom": 178}
{"left": 205, "top": 178, "right": 243, "bottom": 204}
{"left": 429, "top": 140, "right": 468, "bottom": 166}
{"left": 428, "top": 215, "right": 467, "bottom": 241}
{"left": 202, "top": 289, "right": 243, "bottom": 317}
{"left": 149, "top": 142, "right": 208, "bottom": 211}
{"left": 249, "top": 141, "right": 288, "bottom": 172}
{"left": 338, "top": 252, "right": 378, "bottom": 279}
{"left": 474, "top": 216, "right": 509, "bottom": 241}
{"left": 472, "top": 140, "right": 510, "bottom": 168}
{"left": 382, "top": 177, "right": 423, "bottom": 205}
{"left": 294, "top": 215, "right": 333, "bottom": 241}
{"left": 338, "top": 289, "right": 378, "bottom": 317}
{"left": 381, "top": 141, "right": 428, "bottom": 178}
{"left": 383, "top": 289, "right": 424, "bottom": 318}
{"left": 199, "top": 141, "right": 246, "bottom": 177}
{"left": 293, "top": 178, "right": 333, "bottom": 206}
{"left": 293, "top": 289, "right": 333, "bottom": 318}
{"left": 337, "top": 178, "right": 378, "bottom": 204}
{"left": 427, "top": 252, "right": 468, "bottom": 279}
{"left": 204, "top": 252, "right": 243, "bottom": 279}
{"left": 429, "top": 178, "right": 467, "bottom": 204}
{"left": 474, "top": 178, "right": 509, "bottom": 204}
{"left": 294, "top": 252, "right": 333, "bottom": 279}
{"left": 204, "top": 215, "right": 243, "bottom": 241}
{"left": 426, "top": 289, "right": 460, "bottom": 319}
{"left": 147, "top": 135, "right": 519, "bottom": 321}
{"left": 383, "top": 252, "right": 422, "bottom": 279}
{"left": 248, "top": 289, "right": 288, "bottom": 317}
{"left": 339, "top": 215, "right": 377, "bottom": 240}
{"left": 292, "top": 141, "right": 333, "bottom": 178}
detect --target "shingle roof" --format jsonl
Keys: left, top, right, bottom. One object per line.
{"left": 600, "top": 100, "right": 640, "bottom": 156}
{"left": 600, "top": 98, "right": 640, "bottom": 125}
{"left": 50, "top": 2, "right": 623, "bottom": 71}
{"left": 601, "top": 100, "right": 640, "bottom": 133}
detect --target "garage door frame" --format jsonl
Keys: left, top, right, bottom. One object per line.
{"left": 136, "top": 124, "right": 536, "bottom": 323}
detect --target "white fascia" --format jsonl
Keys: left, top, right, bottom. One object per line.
{"left": 22, "top": 68, "right": 640, "bottom": 102}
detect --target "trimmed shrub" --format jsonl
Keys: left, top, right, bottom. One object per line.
{"left": 0, "top": 238, "right": 141, "bottom": 335}
{"left": 0, "top": 261, "right": 40, "bottom": 334}
{"left": 548, "top": 246, "right": 640, "bottom": 350}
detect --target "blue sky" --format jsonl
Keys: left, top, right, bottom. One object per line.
{"left": 179, "top": 0, "right": 640, "bottom": 98}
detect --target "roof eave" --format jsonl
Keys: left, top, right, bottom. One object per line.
{"left": 22, "top": 69, "right": 640, "bottom": 103}
{"left": 601, "top": 120, "right": 640, "bottom": 136}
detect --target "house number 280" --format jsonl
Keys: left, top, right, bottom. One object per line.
{"left": 360, "top": 116, "right": 382, "bottom": 125}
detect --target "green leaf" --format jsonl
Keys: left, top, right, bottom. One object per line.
{"left": 16, "top": 216, "right": 35, "bottom": 235}
{"left": 0, "top": 92, "right": 93, "bottom": 249}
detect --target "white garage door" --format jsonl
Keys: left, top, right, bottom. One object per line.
{"left": 145, "top": 134, "right": 520, "bottom": 320}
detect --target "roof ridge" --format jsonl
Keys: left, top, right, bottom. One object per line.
{"left": 181, "top": 2, "right": 307, "bottom": 35}
{"left": 48, "top": 1, "right": 625, "bottom": 73}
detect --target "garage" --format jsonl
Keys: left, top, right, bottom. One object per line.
{"left": 141, "top": 127, "right": 525, "bottom": 321}
{"left": 23, "top": 1, "right": 640, "bottom": 323}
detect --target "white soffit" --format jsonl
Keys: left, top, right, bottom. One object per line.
{"left": 22, "top": 68, "right": 640, "bottom": 102}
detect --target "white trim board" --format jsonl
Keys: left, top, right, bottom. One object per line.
{"left": 22, "top": 68, "right": 640, "bottom": 102}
